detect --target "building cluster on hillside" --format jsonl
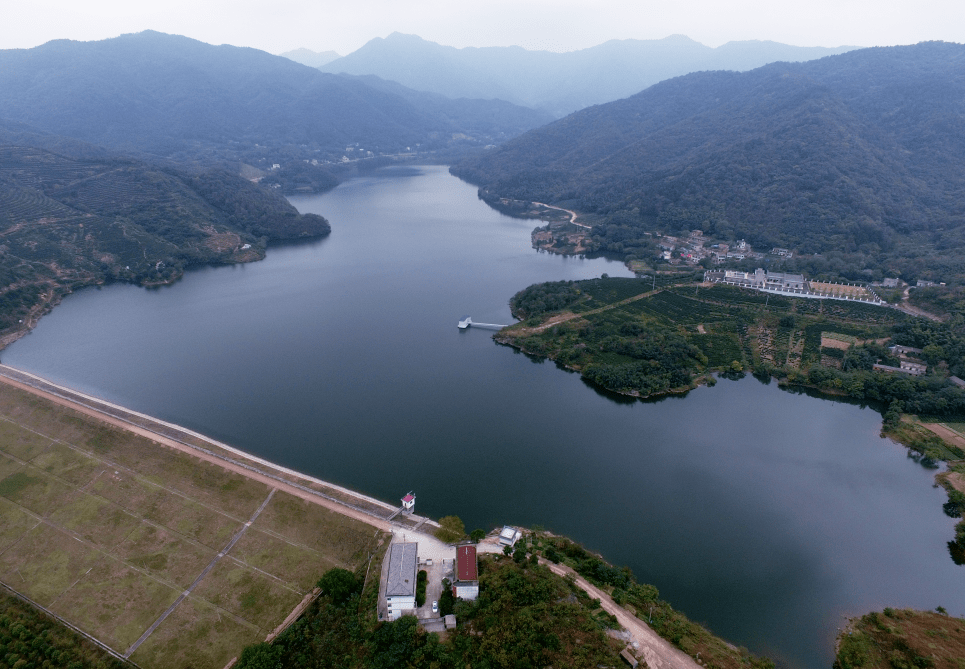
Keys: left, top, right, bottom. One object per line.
{"left": 382, "top": 525, "right": 522, "bottom": 628}
{"left": 873, "top": 345, "right": 928, "bottom": 377}
{"left": 658, "top": 231, "right": 789, "bottom": 266}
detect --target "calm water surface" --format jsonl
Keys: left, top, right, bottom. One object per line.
{"left": 4, "top": 166, "right": 961, "bottom": 668}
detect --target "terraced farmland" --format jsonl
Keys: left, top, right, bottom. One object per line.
{"left": 622, "top": 289, "right": 731, "bottom": 324}
{"left": 0, "top": 182, "right": 80, "bottom": 223}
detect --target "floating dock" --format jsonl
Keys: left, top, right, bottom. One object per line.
{"left": 457, "top": 316, "right": 508, "bottom": 331}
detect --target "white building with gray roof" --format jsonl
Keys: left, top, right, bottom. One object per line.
{"left": 385, "top": 542, "right": 418, "bottom": 621}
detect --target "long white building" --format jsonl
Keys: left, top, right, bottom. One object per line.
{"left": 385, "top": 542, "right": 418, "bottom": 621}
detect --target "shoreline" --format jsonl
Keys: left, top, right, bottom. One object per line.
{"left": 0, "top": 363, "right": 438, "bottom": 534}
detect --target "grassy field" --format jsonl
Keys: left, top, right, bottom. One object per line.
{"left": 0, "top": 381, "right": 384, "bottom": 669}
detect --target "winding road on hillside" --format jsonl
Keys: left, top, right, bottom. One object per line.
{"left": 532, "top": 202, "right": 591, "bottom": 229}
{"left": 540, "top": 559, "right": 701, "bottom": 669}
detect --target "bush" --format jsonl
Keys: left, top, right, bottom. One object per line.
{"left": 237, "top": 642, "right": 283, "bottom": 669}
{"left": 316, "top": 567, "right": 360, "bottom": 606}
{"left": 416, "top": 569, "right": 428, "bottom": 607}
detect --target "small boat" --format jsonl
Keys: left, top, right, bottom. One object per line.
{"left": 458, "top": 315, "right": 472, "bottom": 329}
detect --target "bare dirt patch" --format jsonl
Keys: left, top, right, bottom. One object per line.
{"left": 919, "top": 421, "right": 965, "bottom": 452}
{"left": 203, "top": 229, "right": 243, "bottom": 253}
{"left": 821, "top": 336, "right": 853, "bottom": 350}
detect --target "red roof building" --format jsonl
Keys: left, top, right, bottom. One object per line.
{"left": 453, "top": 544, "right": 479, "bottom": 600}
{"left": 456, "top": 545, "right": 477, "bottom": 581}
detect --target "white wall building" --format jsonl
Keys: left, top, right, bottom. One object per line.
{"left": 498, "top": 526, "right": 522, "bottom": 547}
{"left": 385, "top": 542, "right": 418, "bottom": 621}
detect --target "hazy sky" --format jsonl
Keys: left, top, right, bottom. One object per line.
{"left": 4, "top": 0, "right": 963, "bottom": 55}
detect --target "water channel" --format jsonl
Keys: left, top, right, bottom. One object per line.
{"left": 3, "top": 165, "right": 961, "bottom": 668}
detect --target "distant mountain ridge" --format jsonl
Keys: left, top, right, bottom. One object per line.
{"left": 321, "top": 33, "right": 857, "bottom": 115}
{"left": 279, "top": 47, "right": 341, "bottom": 68}
{"left": 0, "top": 31, "right": 549, "bottom": 166}
{"left": 451, "top": 42, "right": 965, "bottom": 282}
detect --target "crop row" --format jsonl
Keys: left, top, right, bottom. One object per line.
{"left": 820, "top": 300, "right": 907, "bottom": 324}
{"left": 0, "top": 184, "right": 78, "bottom": 223}
{"left": 695, "top": 284, "right": 794, "bottom": 309}
{"left": 64, "top": 174, "right": 178, "bottom": 213}
{"left": 623, "top": 290, "right": 734, "bottom": 324}
{"left": 693, "top": 333, "right": 743, "bottom": 367}
{"left": 573, "top": 277, "right": 654, "bottom": 308}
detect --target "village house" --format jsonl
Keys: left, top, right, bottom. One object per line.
{"left": 889, "top": 345, "right": 924, "bottom": 357}
{"left": 899, "top": 360, "right": 928, "bottom": 376}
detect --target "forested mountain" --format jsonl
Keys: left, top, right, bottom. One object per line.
{"left": 0, "top": 31, "right": 548, "bottom": 166}
{"left": 452, "top": 42, "right": 965, "bottom": 282}
{"left": 342, "top": 74, "right": 554, "bottom": 138}
{"left": 321, "top": 33, "right": 855, "bottom": 116}
{"left": 0, "top": 136, "right": 329, "bottom": 340}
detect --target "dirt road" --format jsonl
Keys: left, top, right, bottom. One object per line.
{"left": 918, "top": 421, "right": 965, "bottom": 453}
{"left": 540, "top": 560, "right": 701, "bottom": 669}
{"left": 896, "top": 288, "right": 944, "bottom": 322}
{"left": 532, "top": 202, "right": 590, "bottom": 229}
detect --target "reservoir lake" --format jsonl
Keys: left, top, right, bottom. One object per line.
{"left": 4, "top": 165, "right": 962, "bottom": 668}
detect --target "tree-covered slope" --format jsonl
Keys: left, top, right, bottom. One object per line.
{"left": 0, "top": 140, "right": 329, "bottom": 340}
{"left": 0, "top": 31, "right": 548, "bottom": 163}
{"left": 452, "top": 42, "right": 965, "bottom": 281}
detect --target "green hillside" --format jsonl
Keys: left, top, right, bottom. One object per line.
{"left": 452, "top": 42, "right": 965, "bottom": 283}
{"left": 0, "top": 142, "right": 329, "bottom": 340}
